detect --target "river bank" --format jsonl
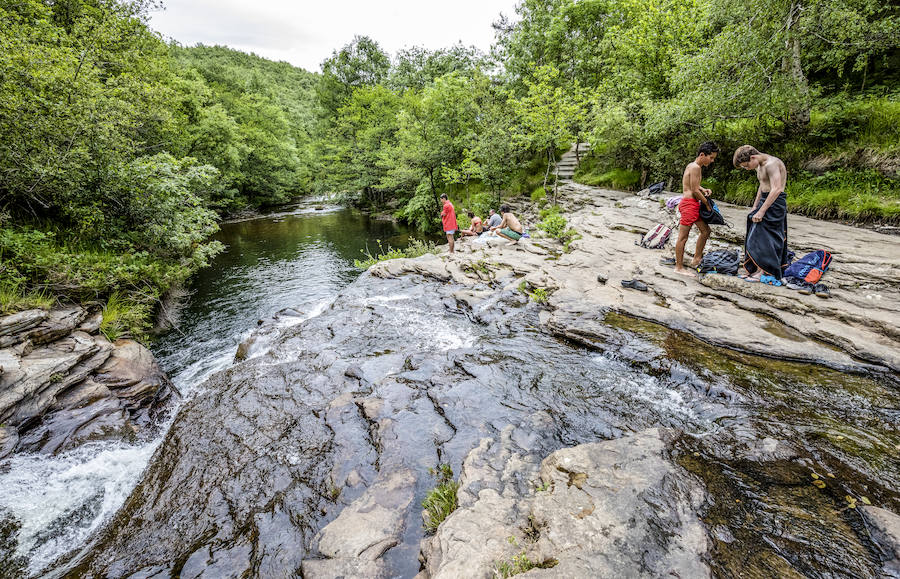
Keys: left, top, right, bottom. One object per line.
{"left": 375, "top": 180, "right": 899, "bottom": 374}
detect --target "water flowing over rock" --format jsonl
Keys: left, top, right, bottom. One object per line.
{"left": 13, "top": 185, "right": 900, "bottom": 578}
{"left": 45, "top": 260, "right": 898, "bottom": 578}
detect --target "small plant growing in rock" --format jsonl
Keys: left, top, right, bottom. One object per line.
{"left": 529, "top": 288, "right": 549, "bottom": 304}
{"left": 536, "top": 206, "right": 580, "bottom": 252}
{"left": 354, "top": 238, "right": 437, "bottom": 269}
{"left": 422, "top": 464, "right": 459, "bottom": 533}
{"left": 494, "top": 552, "right": 558, "bottom": 578}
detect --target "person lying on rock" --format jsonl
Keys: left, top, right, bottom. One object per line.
{"left": 674, "top": 141, "right": 719, "bottom": 277}
{"left": 459, "top": 210, "right": 484, "bottom": 236}
{"left": 440, "top": 193, "right": 458, "bottom": 254}
{"left": 491, "top": 204, "right": 524, "bottom": 245}
{"left": 733, "top": 145, "right": 789, "bottom": 283}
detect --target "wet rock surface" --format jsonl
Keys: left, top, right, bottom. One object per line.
{"left": 43, "top": 263, "right": 899, "bottom": 579}
{"left": 0, "top": 307, "right": 177, "bottom": 458}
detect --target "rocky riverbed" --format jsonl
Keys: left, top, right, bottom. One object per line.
{"left": 4, "top": 183, "right": 899, "bottom": 578}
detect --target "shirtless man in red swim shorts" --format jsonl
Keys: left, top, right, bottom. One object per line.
{"left": 674, "top": 141, "right": 719, "bottom": 277}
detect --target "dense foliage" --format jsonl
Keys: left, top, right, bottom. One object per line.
{"left": 1, "top": 0, "right": 897, "bottom": 326}
{"left": 0, "top": 1, "right": 315, "bottom": 328}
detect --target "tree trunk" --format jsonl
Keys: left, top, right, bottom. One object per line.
{"left": 428, "top": 168, "right": 439, "bottom": 213}
{"left": 783, "top": 1, "right": 810, "bottom": 132}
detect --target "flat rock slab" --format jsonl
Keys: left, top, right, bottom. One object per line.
{"left": 420, "top": 428, "right": 709, "bottom": 578}
{"left": 373, "top": 181, "right": 900, "bottom": 372}
{"left": 313, "top": 469, "right": 417, "bottom": 561}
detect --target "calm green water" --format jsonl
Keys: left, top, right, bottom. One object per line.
{"left": 152, "top": 204, "right": 430, "bottom": 389}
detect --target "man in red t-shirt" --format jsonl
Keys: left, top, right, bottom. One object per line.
{"left": 440, "top": 193, "right": 457, "bottom": 254}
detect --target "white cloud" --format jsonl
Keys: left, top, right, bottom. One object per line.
{"left": 148, "top": 0, "right": 519, "bottom": 72}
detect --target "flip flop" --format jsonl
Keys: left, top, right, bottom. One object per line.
{"left": 742, "top": 276, "right": 760, "bottom": 283}
{"left": 760, "top": 275, "right": 783, "bottom": 286}
{"left": 659, "top": 257, "right": 676, "bottom": 266}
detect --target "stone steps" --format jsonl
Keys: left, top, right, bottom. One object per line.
{"left": 553, "top": 143, "right": 591, "bottom": 180}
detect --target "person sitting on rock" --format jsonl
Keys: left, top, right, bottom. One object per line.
{"left": 674, "top": 141, "right": 718, "bottom": 277}
{"left": 491, "top": 204, "right": 524, "bottom": 245}
{"left": 486, "top": 209, "right": 502, "bottom": 230}
{"left": 459, "top": 211, "right": 484, "bottom": 236}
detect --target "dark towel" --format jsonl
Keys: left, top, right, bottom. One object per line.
{"left": 744, "top": 192, "right": 789, "bottom": 277}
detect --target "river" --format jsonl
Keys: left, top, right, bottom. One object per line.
{"left": 1, "top": 203, "right": 897, "bottom": 578}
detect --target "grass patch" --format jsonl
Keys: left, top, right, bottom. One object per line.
{"left": 0, "top": 281, "right": 55, "bottom": 315}
{"left": 100, "top": 292, "right": 152, "bottom": 342}
{"left": 574, "top": 157, "right": 641, "bottom": 190}
{"left": 354, "top": 238, "right": 438, "bottom": 269}
{"left": 422, "top": 464, "right": 459, "bottom": 533}
{"left": 494, "top": 552, "right": 558, "bottom": 577}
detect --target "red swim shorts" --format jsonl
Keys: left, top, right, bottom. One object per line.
{"left": 678, "top": 198, "right": 700, "bottom": 226}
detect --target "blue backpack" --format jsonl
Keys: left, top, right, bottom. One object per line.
{"left": 784, "top": 250, "right": 832, "bottom": 283}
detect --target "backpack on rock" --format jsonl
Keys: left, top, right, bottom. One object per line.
{"left": 639, "top": 223, "right": 672, "bottom": 249}
{"left": 696, "top": 249, "right": 740, "bottom": 275}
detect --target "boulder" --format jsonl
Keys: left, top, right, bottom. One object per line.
{"left": 77, "top": 309, "right": 104, "bottom": 334}
{"left": 15, "top": 397, "right": 131, "bottom": 455}
{"left": 0, "top": 331, "right": 100, "bottom": 425}
{"left": 93, "top": 339, "right": 172, "bottom": 410}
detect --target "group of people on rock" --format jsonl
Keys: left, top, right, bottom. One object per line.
{"left": 438, "top": 142, "right": 790, "bottom": 285}
{"left": 440, "top": 193, "right": 524, "bottom": 254}
{"left": 673, "top": 142, "right": 789, "bottom": 282}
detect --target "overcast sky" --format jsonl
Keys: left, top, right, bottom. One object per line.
{"left": 148, "top": 0, "right": 519, "bottom": 72}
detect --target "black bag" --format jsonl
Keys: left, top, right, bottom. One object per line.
{"left": 699, "top": 201, "right": 726, "bottom": 225}
{"left": 647, "top": 181, "right": 665, "bottom": 195}
{"left": 697, "top": 249, "right": 740, "bottom": 275}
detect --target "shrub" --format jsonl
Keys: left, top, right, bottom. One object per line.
{"left": 536, "top": 207, "right": 582, "bottom": 251}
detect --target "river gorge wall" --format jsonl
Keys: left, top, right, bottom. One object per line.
{"left": 0, "top": 307, "right": 176, "bottom": 460}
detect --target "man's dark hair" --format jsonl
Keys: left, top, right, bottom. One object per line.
{"left": 500, "top": 204, "right": 510, "bottom": 213}
{"left": 440, "top": 193, "right": 448, "bottom": 200}
{"left": 697, "top": 141, "right": 720, "bottom": 156}
{"left": 467, "top": 210, "right": 474, "bottom": 218}
{"left": 733, "top": 145, "right": 760, "bottom": 167}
